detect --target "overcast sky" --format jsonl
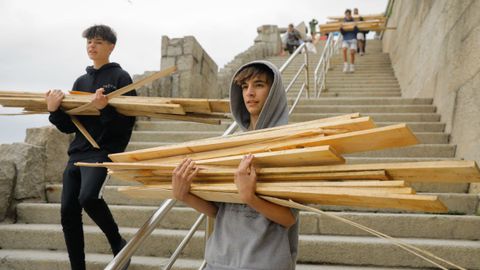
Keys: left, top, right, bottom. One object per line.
{"left": 0, "top": 0, "right": 387, "bottom": 143}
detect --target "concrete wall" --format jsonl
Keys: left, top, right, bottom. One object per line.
{"left": 382, "top": 0, "right": 480, "bottom": 192}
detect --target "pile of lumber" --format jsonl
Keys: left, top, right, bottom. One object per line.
{"left": 0, "top": 91, "right": 229, "bottom": 125}
{"left": 0, "top": 67, "right": 230, "bottom": 125}
{"left": 77, "top": 113, "right": 480, "bottom": 213}
{"left": 327, "top": 13, "right": 386, "bottom": 22}
{"left": 319, "top": 13, "right": 388, "bottom": 34}
{"left": 320, "top": 20, "right": 387, "bottom": 34}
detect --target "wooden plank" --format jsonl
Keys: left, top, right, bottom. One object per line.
{"left": 262, "top": 124, "right": 419, "bottom": 154}
{"left": 66, "top": 66, "right": 177, "bottom": 114}
{"left": 207, "top": 99, "right": 230, "bottom": 113}
{"left": 208, "top": 180, "right": 408, "bottom": 188}
{"left": 155, "top": 183, "right": 414, "bottom": 195}
{"left": 259, "top": 161, "right": 480, "bottom": 183}
{"left": 70, "top": 115, "right": 100, "bottom": 149}
{"left": 135, "top": 122, "right": 415, "bottom": 165}
{"left": 118, "top": 186, "right": 447, "bottom": 213}
{"left": 327, "top": 14, "right": 386, "bottom": 21}
{"left": 108, "top": 116, "right": 375, "bottom": 162}
{"left": 196, "top": 145, "right": 345, "bottom": 167}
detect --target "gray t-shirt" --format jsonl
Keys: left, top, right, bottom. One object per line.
{"left": 204, "top": 202, "right": 299, "bottom": 270}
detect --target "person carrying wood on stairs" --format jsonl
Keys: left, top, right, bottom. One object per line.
{"left": 45, "top": 24, "right": 135, "bottom": 270}
{"left": 340, "top": 9, "right": 359, "bottom": 73}
{"left": 171, "top": 60, "right": 299, "bottom": 270}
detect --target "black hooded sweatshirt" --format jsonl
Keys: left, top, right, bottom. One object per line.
{"left": 49, "top": 62, "right": 136, "bottom": 161}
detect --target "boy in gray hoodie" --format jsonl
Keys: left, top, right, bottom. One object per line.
{"left": 172, "top": 60, "right": 299, "bottom": 270}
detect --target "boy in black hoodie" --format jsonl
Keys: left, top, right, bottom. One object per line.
{"left": 45, "top": 24, "right": 135, "bottom": 270}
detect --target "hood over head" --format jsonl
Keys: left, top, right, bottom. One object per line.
{"left": 230, "top": 60, "right": 288, "bottom": 131}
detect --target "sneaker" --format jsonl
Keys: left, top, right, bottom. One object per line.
{"left": 349, "top": 64, "right": 355, "bottom": 73}
{"left": 360, "top": 52, "right": 364, "bottom": 56}
{"left": 343, "top": 63, "right": 348, "bottom": 73}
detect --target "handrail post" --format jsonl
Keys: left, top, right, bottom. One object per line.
{"left": 104, "top": 199, "right": 177, "bottom": 270}
{"left": 304, "top": 43, "right": 310, "bottom": 99}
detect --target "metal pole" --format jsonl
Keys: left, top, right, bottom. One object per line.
{"left": 304, "top": 44, "right": 310, "bottom": 99}
{"left": 104, "top": 199, "right": 176, "bottom": 270}
{"left": 198, "top": 215, "right": 215, "bottom": 270}
{"left": 164, "top": 214, "right": 206, "bottom": 270}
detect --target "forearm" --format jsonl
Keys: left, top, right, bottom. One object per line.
{"left": 246, "top": 196, "right": 296, "bottom": 228}
{"left": 182, "top": 193, "right": 218, "bottom": 218}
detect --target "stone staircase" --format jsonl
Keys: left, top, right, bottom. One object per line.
{"left": 1, "top": 40, "right": 479, "bottom": 269}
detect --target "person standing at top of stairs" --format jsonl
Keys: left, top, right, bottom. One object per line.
{"left": 340, "top": 9, "right": 359, "bottom": 73}
{"left": 45, "top": 24, "right": 135, "bottom": 270}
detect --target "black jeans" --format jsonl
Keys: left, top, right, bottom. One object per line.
{"left": 61, "top": 155, "right": 122, "bottom": 270}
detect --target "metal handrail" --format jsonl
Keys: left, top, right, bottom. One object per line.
{"left": 313, "top": 33, "right": 343, "bottom": 98}
{"left": 105, "top": 37, "right": 312, "bottom": 270}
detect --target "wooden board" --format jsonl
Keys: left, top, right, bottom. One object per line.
{"left": 327, "top": 14, "right": 386, "bottom": 21}
{"left": 108, "top": 116, "right": 375, "bottom": 162}
{"left": 259, "top": 161, "right": 480, "bottom": 183}
{"left": 196, "top": 145, "right": 345, "bottom": 167}
{"left": 118, "top": 186, "right": 447, "bottom": 213}
{"left": 155, "top": 183, "right": 414, "bottom": 195}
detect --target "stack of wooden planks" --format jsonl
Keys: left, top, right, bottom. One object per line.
{"left": 319, "top": 14, "right": 388, "bottom": 34}
{"left": 0, "top": 67, "right": 230, "bottom": 125}
{"left": 0, "top": 91, "right": 230, "bottom": 125}
{"left": 76, "top": 113, "right": 480, "bottom": 213}
{"left": 327, "top": 13, "right": 386, "bottom": 22}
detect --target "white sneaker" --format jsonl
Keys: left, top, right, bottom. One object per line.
{"left": 360, "top": 52, "right": 364, "bottom": 56}
{"left": 343, "top": 63, "right": 348, "bottom": 73}
{"left": 349, "top": 64, "right": 355, "bottom": 73}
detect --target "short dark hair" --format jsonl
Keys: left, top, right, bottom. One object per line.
{"left": 234, "top": 64, "right": 274, "bottom": 87}
{"left": 345, "top": 9, "right": 352, "bottom": 15}
{"left": 82, "top": 25, "right": 117, "bottom": 44}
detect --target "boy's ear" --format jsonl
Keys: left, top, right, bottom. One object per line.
{"left": 108, "top": 43, "right": 115, "bottom": 53}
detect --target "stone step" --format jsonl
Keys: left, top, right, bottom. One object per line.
{"left": 325, "top": 84, "right": 400, "bottom": 88}
{"left": 45, "top": 185, "right": 479, "bottom": 214}
{"left": 135, "top": 121, "right": 230, "bottom": 132}
{"left": 130, "top": 131, "right": 222, "bottom": 142}
{"left": 0, "top": 249, "right": 395, "bottom": 270}
{"left": 323, "top": 73, "right": 397, "bottom": 77}
{"left": 319, "top": 88, "right": 401, "bottom": 92}
{"left": 16, "top": 203, "right": 480, "bottom": 240}
{"left": 288, "top": 113, "right": 441, "bottom": 122}
{"left": 346, "top": 144, "right": 455, "bottom": 158}
{"left": 0, "top": 224, "right": 478, "bottom": 269}
{"left": 291, "top": 105, "right": 435, "bottom": 114}
{"left": 325, "top": 79, "right": 399, "bottom": 83}
{"left": 0, "top": 250, "right": 429, "bottom": 270}
{"left": 293, "top": 98, "right": 432, "bottom": 105}
{"left": 306, "top": 92, "right": 402, "bottom": 97}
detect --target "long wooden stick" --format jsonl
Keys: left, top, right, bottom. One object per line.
{"left": 70, "top": 115, "right": 100, "bottom": 149}
{"left": 118, "top": 186, "right": 447, "bottom": 212}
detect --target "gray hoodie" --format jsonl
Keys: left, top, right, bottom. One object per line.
{"left": 230, "top": 60, "right": 289, "bottom": 131}
{"left": 205, "top": 61, "right": 298, "bottom": 270}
